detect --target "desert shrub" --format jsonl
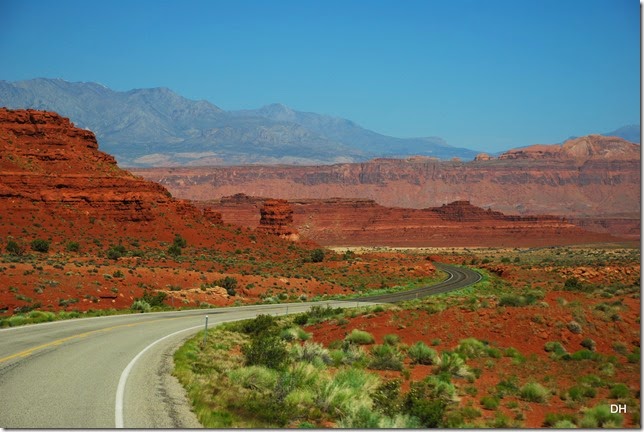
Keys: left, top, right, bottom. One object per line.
{"left": 242, "top": 335, "right": 289, "bottom": 370}
{"left": 580, "top": 338, "right": 596, "bottom": 351}
{"left": 297, "top": 305, "right": 343, "bottom": 325}
{"left": 402, "top": 377, "right": 457, "bottom": 427}
{"left": 217, "top": 276, "right": 238, "bottom": 296}
{"left": 140, "top": 291, "right": 167, "bottom": 307}
{"left": 408, "top": 341, "right": 439, "bottom": 365}
{"left": 242, "top": 314, "right": 278, "bottom": 336}
{"left": 131, "top": 299, "right": 151, "bottom": 313}
{"left": 371, "top": 379, "right": 402, "bottom": 417}
{"left": 228, "top": 365, "right": 278, "bottom": 391}
{"left": 609, "top": 383, "right": 630, "bottom": 399}
{"left": 580, "top": 404, "right": 623, "bottom": 428}
{"left": 544, "top": 341, "right": 568, "bottom": 358}
{"left": 106, "top": 244, "right": 126, "bottom": 260}
{"left": 543, "top": 412, "right": 577, "bottom": 427}
{"left": 280, "top": 326, "right": 310, "bottom": 342}
{"left": 568, "top": 349, "right": 601, "bottom": 361}
{"left": 345, "top": 329, "right": 375, "bottom": 345}
{"left": 480, "top": 395, "right": 500, "bottom": 410}
{"left": 436, "top": 352, "right": 472, "bottom": 378}
{"left": 563, "top": 276, "right": 583, "bottom": 291}
{"left": 369, "top": 344, "right": 404, "bottom": 371}
{"left": 30, "top": 239, "right": 50, "bottom": 253}
{"left": 456, "top": 338, "right": 488, "bottom": 359}
{"left": 383, "top": 333, "right": 400, "bottom": 346}
{"left": 167, "top": 243, "right": 182, "bottom": 257}
{"left": 566, "top": 385, "right": 596, "bottom": 401}
{"left": 172, "top": 233, "right": 187, "bottom": 248}
{"left": 567, "top": 320, "right": 583, "bottom": 334}
{"left": 627, "top": 346, "right": 640, "bottom": 363}
{"left": 65, "top": 241, "right": 80, "bottom": 252}
{"left": 309, "top": 248, "right": 325, "bottom": 263}
{"left": 5, "top": 240, "right": 24, "bottom": 255}
{"left": 519, "top": 382, "right": 549, "bottom": 403}
{"left": 291, "top": 341, "right": 332, "bottom": 366}
{"left": 553, "top": 419, "right": 577, "bottom": 428}
{"left": 337, "top": 342, "right": 367, "bottom": 366}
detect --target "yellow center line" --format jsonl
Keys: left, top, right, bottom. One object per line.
{"left": 0, "top": 317, "right": 182, "bottom": 364}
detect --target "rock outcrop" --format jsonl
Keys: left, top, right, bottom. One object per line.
{"left": 0, "top": 108, "right": 225, "bottom": 248}
{"left": 256, "top": 199, "right": 298, "bottom": 239}
{"left": 205, "top": 197, "right": 618, "bottom": 247}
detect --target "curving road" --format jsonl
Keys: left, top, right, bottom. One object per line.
{"left": 0, "top": 263, "right": 479, "bottom": 428}
{"left": 356, "top": 263, "right": 482, "bottom": 303}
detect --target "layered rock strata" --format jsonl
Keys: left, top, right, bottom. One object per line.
{"left": 204, "top": 195, "right": 618, "bottom": 247}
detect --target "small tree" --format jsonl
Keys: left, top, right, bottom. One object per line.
{"left": 173, "top": 234, "right": 187, "bottom": 248}
{"left": 5, "top": 240, "right": 24, "bottom": 256}
{"left": 31, "top": 239, "right": 50, "bottom": 253}
{"left": 217, "top": 276, "right": 237, "bottom": 296}
{"left": 310, "top": 248, "right": 325, "bottom": 263}
{"left": 167, "top": 243, "right": 182, "bottom": 257}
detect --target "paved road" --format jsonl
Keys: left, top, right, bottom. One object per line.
{"left": 0, "top": 264, "right": 479, "bottom": 428}
{"left": 356, "top": 263, "right": 482, "bottom": 303}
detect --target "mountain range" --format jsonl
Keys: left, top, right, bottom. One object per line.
{"left": 0, "top": 78, "right": 639, "bottom": 167}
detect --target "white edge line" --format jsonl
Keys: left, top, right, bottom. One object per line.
{"left": 114, "top": 324, "right": 203, "bottom": 428}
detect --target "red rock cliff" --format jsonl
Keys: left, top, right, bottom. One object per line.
{"left": 0, "top": 108, "right": 224, "bottom": 248}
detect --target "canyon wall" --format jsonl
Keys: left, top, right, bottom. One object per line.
{"left": 132, "top": 136, "right": 640, "bottom": 231}
{"left": 201, "top": 195, "right": 619, "bottom": 247}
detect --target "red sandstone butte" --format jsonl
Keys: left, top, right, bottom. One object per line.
{"left": 256, "top": 198, "right": 299, "bottom": 240}
{"left": 203, "top": 196, "right": 620, "bottom": 247}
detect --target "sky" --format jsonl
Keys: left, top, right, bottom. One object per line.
{"left": 0, "top": 0, "right": 640, "bottom": 152}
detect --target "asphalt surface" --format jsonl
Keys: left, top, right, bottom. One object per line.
{"left": 356, "top": 263, "right": 482, "bottom": 303}
{"left": 0, "top": 263, "right": 479, "bottom": 429}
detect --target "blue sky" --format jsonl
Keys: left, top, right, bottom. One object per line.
{"left": 0, "top": 0, "right": 639, "bottom": 152}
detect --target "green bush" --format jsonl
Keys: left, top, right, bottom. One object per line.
{"left": 456, "top": 338, "right": 488, "bottom": 359}
{"left": 173, "top": 234, "right": 187, "bottom": 248}
{"left": 345, "top": 329, "right": 375, "bottom": 345}
{"left": 371, "top": 379, "right": 402, "bottom": 417}
{"left": 242, "top": 335, "right": 289, "bottom": 370}
{"left": 544, "top": 341, "right": 568, "bottom": 358}
{"left": 480, "top": 395, "right": 500, "bottom": 410}
{"left": 383, "top": 333, "right": 400, "bottom": 346}
{"left": 65, "top": 241, "right": 80, "bottom": 252}
{"left": 519, "top": 382, "right": 549, "bottom": 403}
{"left": 568, "top": 349, "right": 601, "bottom": 361}
{"left": 106, "top": 244, "right": 126, "bottom": 260}
{"left": 242, "top": 314, "right": 278, "bottom": 336}
{"left": 30, "top": 239, "right": 50, "bottom": 253}
{"left": 217, "top": 276, "right": 238, "bottom": 296}
{"left": 436, "top": 352, "right": 472, "bottom": 378}
{"left": 131, "top": 299, "right": 151, "bottom": 312}
{"left": 566, "top": 385, "right": 596, "bottom": 401}
{"left": 580, "top": 404, "right": 623, "bottom": 428}
{"left": 167, "top": 243, "right": 182, "bottom": 257}
{"left": 580, "top": 338, "right": 596, "bottom": 351}
{"left": 5, "top": 240, "right": 24, "bottom": 255}
{"left": 408, "top": 341, "right": 439, "bottom": 365}
{"left": 291, "top": 341, "right": 332, "bottom": 365}
{"left": 369, "top": 344, "right": 404, "bottom": 371}
{"left": 609, "top": 383, "right": 630, "bottom": 399}
{"left": 140, "top": 291, "right": 167, "bottom": 307}
{"left": 402, "top": 377, "right": 456, "bottom": 427}
{"left": 309, "top": 248, "right": 325, "bottom": 263}
{"left": 227, "top": 365, "right": 278, "bottom": 391}
{"left": 543, "top": 412, "right": 577, "bottom": 427}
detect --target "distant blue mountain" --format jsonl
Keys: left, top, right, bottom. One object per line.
{"left": 602, "top": 124, "right": 640, "bottom": 144}
{"left": 0, "top": 78, "right": 478, "bottom": 166}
